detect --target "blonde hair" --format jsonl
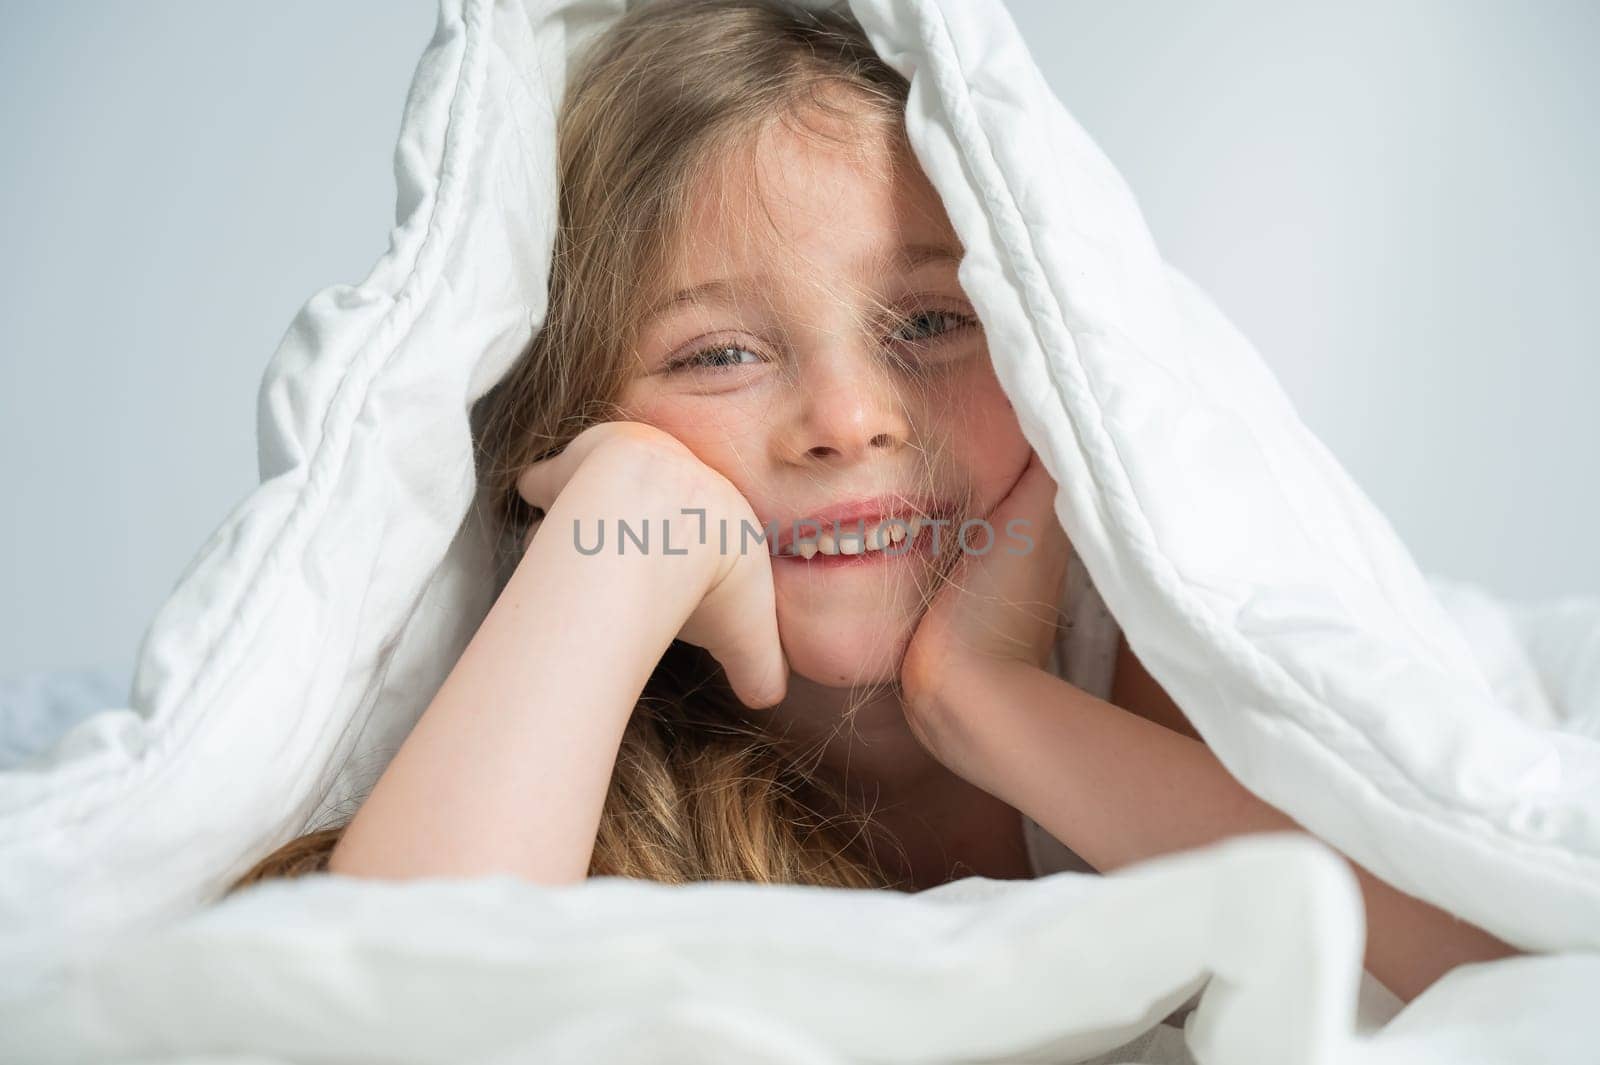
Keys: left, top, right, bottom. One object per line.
{"left": 229, "top": 0, "right": 977, "bottom": 897}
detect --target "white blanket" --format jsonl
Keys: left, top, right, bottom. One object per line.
{"left": 3, "top": 1, "right": 1597, "bottom": 1061}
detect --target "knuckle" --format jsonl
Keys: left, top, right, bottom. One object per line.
{"left": 595, "top": 419, "right": 678, "bottom": 453}
{"left": 591, "top": 423, "right": 688, "bottom": 475}
{"left": 603, "top": 435, "right": 718, "bottom": 504}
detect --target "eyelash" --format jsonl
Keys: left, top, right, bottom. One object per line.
{"left": 662, "top": 309, "right": 979, "bottom": 374}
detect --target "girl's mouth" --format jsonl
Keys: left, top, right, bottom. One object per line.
{"left": 773, "top": 517, "right": 942, "bottom": 569}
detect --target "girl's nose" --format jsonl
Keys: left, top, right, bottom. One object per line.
{"left": 775, "top": 345, "right": 912, "bottom": 466}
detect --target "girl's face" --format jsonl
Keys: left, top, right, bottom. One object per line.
{"left": 618, "top": 112, "right": 1032, "bottom": 687}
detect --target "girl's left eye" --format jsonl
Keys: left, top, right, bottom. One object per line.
{"left": 889, "top": 309, "right": 978, "bottom": 345}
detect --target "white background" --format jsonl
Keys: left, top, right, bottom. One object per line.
{"left": 2, "top": 1, "right": 1595, "bottom": 678}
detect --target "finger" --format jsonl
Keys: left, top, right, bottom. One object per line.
{"left": 978, "top": 453, "right": 1070, "bottom": 609}
{"left": 722, "top": 632, "right": 789, "bottom": 710}
{"left": 515, "top": 450, "right": 576, "bottom": 513}
{"left": 703, "top": 564, "right": 789, "bottom": 710}
{"left": 514, "top": 422, "right": 638, "bottom": 511}
{"left": 1004, "top": 450, "right": 1060, "bottom": 519}
{"left": 977, "top": 453, "right": 1062, "bottom": 563}
{"left": 719, "top": 619, "right": 789, "bottom": 710}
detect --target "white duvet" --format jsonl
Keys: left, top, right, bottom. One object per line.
{"left": 3, "top": 1, "right": 1598, "bottom": 1062}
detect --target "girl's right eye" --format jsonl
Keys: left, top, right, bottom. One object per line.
{"left": 663, "top": 343, "right": 765, "bottom": 374}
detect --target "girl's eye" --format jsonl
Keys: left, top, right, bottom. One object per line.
{"left": 660, "top": 310, "right": 977, "bottom": 376}
{"left": 662, "top": 344, "right": 766, "bottom": 374}
{"left": 885, "top": 311, "right": 981, "bottom": 375}
{"left": 890, "top": 309, "right": 977, "bottom": 345}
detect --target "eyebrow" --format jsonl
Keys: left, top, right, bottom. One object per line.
{"left": 644, "top": 240, "right": 963, "bottom": 322}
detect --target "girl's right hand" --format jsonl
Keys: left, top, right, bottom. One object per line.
{"left": 514, "top": 421, "right": 789, "bottom": 710}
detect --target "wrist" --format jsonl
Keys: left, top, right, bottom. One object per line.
{"left": 901, "top": 642, "right": 1043, "bottom": 726}
{"left": 900, "top": 653, "right": 1041, "bottom": 798}
{"left": 510, "top": 499, "right": 715, "bottom": 672}
{"left": 517, "top": 481, "right": 724, "bottom": 599}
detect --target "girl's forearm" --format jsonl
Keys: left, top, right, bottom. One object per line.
{"left": 929, "top": 658, "right": 1522, "bottom": 1004}
{"left": 328, "top": 495, "right": 709, "bottom": 885}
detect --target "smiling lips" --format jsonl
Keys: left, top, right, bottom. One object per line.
{"left": 776, "top": 515, "right": 931, "bottom": 559}
{"left": 770, "top": 495, "right": 957, "bottom": 564}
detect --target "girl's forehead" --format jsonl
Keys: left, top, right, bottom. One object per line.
{"left": 665, "top": 139, "right": 957, "bottom": 296}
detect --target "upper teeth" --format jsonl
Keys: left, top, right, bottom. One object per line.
{"left": 785, "top": 517, "right": 922, "bottom": 558}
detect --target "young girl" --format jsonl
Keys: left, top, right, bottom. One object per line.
{"left": 231, "top": 0, "right": 1519, "bottom": 1007}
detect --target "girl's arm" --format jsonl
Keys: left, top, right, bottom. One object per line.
{"left": 327, "top": 462, "right": 714, "bottom": 885}
{"left": 920, "top": 657, "right": 1525, "bottom": 1005}
{"left": 1107, "top": 635, "right": 1203, "bottom": 743}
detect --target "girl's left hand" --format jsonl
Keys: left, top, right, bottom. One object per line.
{"left": 899, "top": 449, "right": 1072, "bottom": 745}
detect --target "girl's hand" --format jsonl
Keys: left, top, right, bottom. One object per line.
{"left": 899, "top": 449, "right": 1071, "bottom": 758}
{"left": 514, "top": 421, "right": 789, "bottom": 710}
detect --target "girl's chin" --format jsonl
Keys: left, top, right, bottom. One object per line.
{"left": 779, "top": 627, "right": 913, "bottom": 689}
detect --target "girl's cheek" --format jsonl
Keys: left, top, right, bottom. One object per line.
{"left": 630, "top": 393, "right": 763, "bottom": 446}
